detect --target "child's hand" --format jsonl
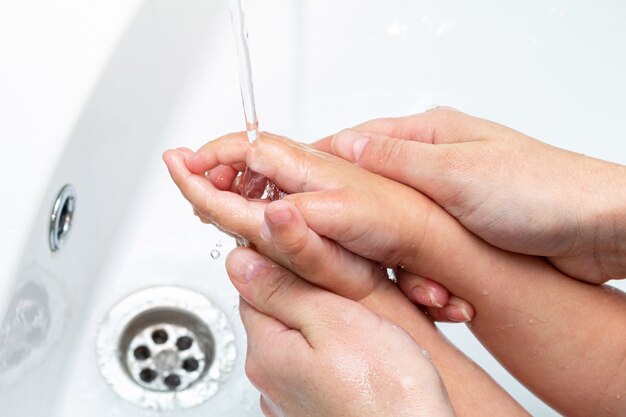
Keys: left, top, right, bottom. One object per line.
{"left": 165, "top": 143, "right": 474, "bottom": 322}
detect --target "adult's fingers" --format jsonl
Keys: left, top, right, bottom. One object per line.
{"left": 226, "top": 247, "right": 338, "bottom": 336}
{"left": 239, "top": 299, "right": 307, "bottom": 404}
{"left": 329, "top": 128, "right": 477, "bottom": 197}
{"left": 350, "top": 108, "right": 494, "bottom": 145}
{"left": 260, "top": 200, "right": 384, "bottom": 301}
{"left": 311, "top": 107, "right": 487, "bottom": 153}
{"left": 238, "top": 299, "right": 292, "bottom": 349}
{"left": 259, "top": 396, "right": 280, "bottom": 417}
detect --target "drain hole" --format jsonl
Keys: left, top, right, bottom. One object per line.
{"left": 151, "top": 329, "right": 168, "bottom": 344}
{"left": 133, "top": 346, "right": 151, "bottom": 360}
{"left": 182, "top": 358, "right": 199, "bottom": 372}
{"left": 164, "top": 374, "right": 181, "bottom": 389}
{"left": 140, "top": 368, "right": 157, "bottom": 383}
{"left": 176, "top": 336, "right": 193, "bottom": 351}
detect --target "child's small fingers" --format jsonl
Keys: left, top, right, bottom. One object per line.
{"left": 208, "top": 165, "right": 239, "bottom": 191}
{"left": 397, "top": 270, "right": 475, "bottom": 323}
{"left": 422, "top": 296, "right": 475, "bottom": 323}
{"left": 397, "top": 271, "right": 450, "bottom": 308}
{"left": 185, "top": 132, "right": 250, "bottom": 174}
{"left": 446, "top": 295, "right": 475, "bottom": 322}
{"left": 163, "top": 148, "right": 266, "bottom": 240}
{"left": 176, "top": 147, "right": 194, "bottom": 158}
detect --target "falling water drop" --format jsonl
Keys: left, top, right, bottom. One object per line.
{"left": 210, "top": 249, "right": 221, "bottom": 260}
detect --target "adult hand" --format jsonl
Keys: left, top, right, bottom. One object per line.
{"left": 324, "top": 107, "right": 626, "bottom": 283}
{"left": 227, "top": 247, "right": 455, "bottom": 417}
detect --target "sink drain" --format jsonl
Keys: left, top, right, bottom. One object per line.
{"left": 97, "top": 287, "right": 236, "bottom": 410}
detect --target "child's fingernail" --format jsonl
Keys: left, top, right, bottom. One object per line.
{"left": 410, "top": 286, "right": 425, "bottom": 304}
{"left": 449, "top": 307, "right": 472, "bottom": 323}
{"left": 332, "top": 129, "right": 369, "bottom": 162}
{"left": 460, "top": 307, "right": 472, "bottom": 322}
{"left": 427, "top": 289, "right": 444, "bottom": 308}
{"left": 410, "top": 286, "right": 444, "bottom": 308}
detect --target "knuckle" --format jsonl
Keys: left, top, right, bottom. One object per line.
{"left": 426, "top": 107, "right": 465, "bottom": 138}
{"left": 428, "top": 106, "right": 462, "bottom": 121}
{"left": 259, "top": 268, "right": 296, "bottom": 308}
{"left": 373, "top": 137, "right": 410, "bottom": 167}
{"left": 334, "top": 302, "right": 364, "bottom": 330}
{"left": 244, "top": 357, "right": 266, "bottom": 389}
{"left": 276, "top": 228, "right": 308, "bottom": 257}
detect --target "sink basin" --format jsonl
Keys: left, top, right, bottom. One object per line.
{"left": 1, "top": 1, "right": 625, "bottom": 416}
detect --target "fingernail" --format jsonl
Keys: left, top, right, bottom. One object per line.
{"left": 449, "top": 307, "right": 471, "bottom": 323}
{"left": 259, "top": 220, "right": 272, "bottom": 242}
{"left": 410, "top": 286, "right": 444, "bottom": 308}
{"left": 333, "top": 129, "right": 369, "bottom": 162}
{"left": 410, "top": 287, "right": 423, "bottom": 304}
{"left": 460, "top": 308, "right": 472, "bottom": 322}
{"left": 231, "top": 255, "right": 268, "bottom": 284}
{"left": 427, "top": 289, "right": 444, "bottom": 308}
{"left": 266, "top": 204, "right": 293, "bottom": 226}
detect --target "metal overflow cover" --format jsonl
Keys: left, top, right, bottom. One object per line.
{"left": 49, "top": 184, "right": 76, "bottom": 252}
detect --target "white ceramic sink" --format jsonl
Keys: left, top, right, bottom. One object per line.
{"left": 1, "top": 1, "right": 625, "bottom": 416}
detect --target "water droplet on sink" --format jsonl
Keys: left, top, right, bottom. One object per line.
{"left": 210, "top": 249, "right": 220, "bottom": 260}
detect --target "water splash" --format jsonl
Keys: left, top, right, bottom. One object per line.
{"left": 229, "top": 0, "right": 285, "bottom": 202}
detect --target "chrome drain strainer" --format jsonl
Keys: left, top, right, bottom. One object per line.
{"left": 126, "top": 322, "right": 208, "bottom": 392}
{"left": 97, "top": 287, "right": 236, "bottom": 410}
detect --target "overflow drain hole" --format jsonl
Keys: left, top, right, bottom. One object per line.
{"left": 49, "top": 184, "right": 76, "bottom": 252}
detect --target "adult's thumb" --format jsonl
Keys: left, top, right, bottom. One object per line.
{"left": 330, "top": 128, "right": 449, "bottom": 196}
